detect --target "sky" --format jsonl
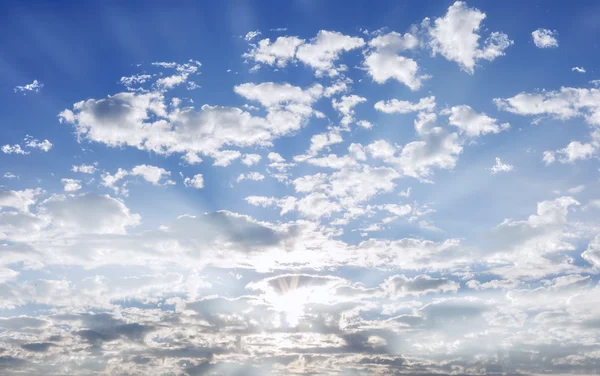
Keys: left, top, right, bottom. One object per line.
{"left": 1, "top": 0, "right": 600, "bottom": 374}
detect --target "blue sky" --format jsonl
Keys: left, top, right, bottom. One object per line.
{"left": 1, "top": 1, "right": 600, "bottom": 375}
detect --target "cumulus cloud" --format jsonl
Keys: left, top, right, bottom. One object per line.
{"left": 374, "top": 96, "right": 436, "bottom": 114}
{"left": 363, "top": 32, "right": 428, "bottom": 90}
{"left": 183, "top": 174, "right": 204, "bottom": 189}
{"left": 61, "top": 178, "right": 82, "bottom": 192}
{"left": 427, "top": 1, "right": 513, "bottom": 73}
{"left": 490, "top": 157, "right": 514, "bottom": 174}
{"left": 443, "top": 105, "right": 510, "bottom": 137}
{"left": 59, "top": 81, "right": 324, "bottom": 164}
{"left": 14, "top": 79, "right": 43, "bottom": 94}
{"left": 532, "top": 28, "right": 559, "bottom": 48}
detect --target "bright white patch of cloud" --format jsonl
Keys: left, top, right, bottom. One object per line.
{"left": 332, "top": 95, "right": 366, "bottom": 126}
{"left": 72, "top": 163, "right": 98, "bottom": 174}
{"left": 296, "top": 30, "right": 365, "bottom": 77}
{"left": 14, "top": 79, "right": 43, "bottom": 94}
{"left": 572, "top": 66, "right": 586, "bottom": 73}
{"left": 532, "top": 28, "right": 559, "bottom": 48}
{"left": 239, "top": 154, "right": 261, "bottom": 167}
{"left": 374, "top": 96, "right": 436, "bottom": 114}
{"left": 490, "top": 157, "right": 514, "bottom": 174}
{"left": 183, "top": 174, "right": 204, "bottom": 189}
{"left": 61, "top": 179, "right": 82, "bottom": 192}
{"left": 427, "top": 1, "right": 513, "bottom": 73}
{"left": 244, "top": 30, "right": 261, "bottom": 41}
{"left": 443, "top": 105, "right": 510, "bottom": 137}
{"left": 237, "top": 172, "right": 265, "bottom": 182}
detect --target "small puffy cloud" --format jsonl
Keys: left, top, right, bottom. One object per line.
{"left": 556, "top": 141, "right": 595, "bottom": 163}
{"left": 495, "top": 87, "right": 600, "bottom": 122}
{"left": 532, "top": 28, "right": 558, "bottom": 48}
{"left": 24, "top": 136, "right": 53, "bottom": 152}
{"left": 356, "top": 120, "right": 373, "bottom": 129}
{"left": 14, "top": 80, "right": 43, "bottom": 94}
{"left": 375, "top": 96, "right": 436, "bottom": 114}
{"left": 490, "top": 157, "right": 514, "bottom": 174}
{"left": 443, "top": 105, "right": 509, "bottom": 137}
{"left": 130, "top": 165, "right": 173, "bottom": 185}
{"left": 244, "top": 36, "right": 305, "bottom": 68}
{"left": 332, "top": 95, "right": 366, "bottom": 126}
{"left": 244, "top": 30, "right": 261, "bottom": 41}
{"left": 296, "top": 30, "right": 365, "bottom": 76}
{"left": 184, "top": 174, "right": 204, "bottom": 189}
{"left": 72, "top": 163, "right": 98, "bottom": 174}
{"left": 101, "top": 165, "right": 173, "bottom": 194}
{"left": 543, "top": 142, "right": 596, "bottom": 164}
{"left": 1, "top": 144, "right": 28, "bottom": 155}
{"left": 572, "top": 66, "right": 586, "bottom": 73}
{"left": 2, "top": 136, "right": 52, "bottom": 155}
{"left": 236, "top": 172, "right": 265, "bottom": 182}
{"left": 427, "top": 1, "right": 513, "bottom": 73}
{"left": 363, "top": 31, "right": 427, "bottom": 90}
{"left": 241, "top": 154, "right": 261, "bottom": 166}
{"left": 61, "top": 179, "right": 82, "bottom": 192}
{"left": 152, "top": 60, "right": 201, "bottom": 90}
{"left": 364, "top": 50, "right": 428, "bottom": 91}
{"left": 120, "top": 74, "right": 153, "bottom": 90}
{"left": 211, "top": 150, "right": 242, "bottom": 167}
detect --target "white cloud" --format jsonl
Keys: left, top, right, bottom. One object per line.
{"left": 24, "top": 137, "right": 53, "bottom": 152}
{"left": 363, "top": 31, "right": 428, "bottom": 90}
{"left": 427, "top": 1, "right": 513, "bottom": 73}
{"left": 568, "top": 185, "right": 585, "bottom": 194}
{"left": 244, "top": 36, "right": 305, "bottom": 68}
{"left": 72, "top": 163, "right": 98, "bottom": 174}
{"left": 59, "top": 81, "right": 323, "bottom": 163}
{"left": 211, "top": 150, "right": 242, "bottom": 167}
{"left": 40, "top": 193, "right": 141, "bottom": 234}
{"left": 364, "top": 51, "right": 428, "bottom": 91}
{"left": 0, "top": 189, "right": 41, "bottom": 212}
{"left": 367, "top": 113, "right": 463, "bottom": 180}
{"left": 236, "top": 172, "right": 265, "bottom": 182}
{"left": 130, "top": 165, "right": 173, "bottom": 185}
{"left": 375, "top": 96, "right": 436, "bottom": 114}
{"left": 183, "top": 174, "right": 204, "bottom": 189}
{"left": 244, "top": 30, "right": 261, "bottom": 41}
{"left": 443, "top": 105, "right": 509, "bottom": 137}
{"left": 495, "top": 87, "right": 600, "bottom": 125}
{"left": 582, "top": 234, "right": 600, "bottom": 267}
{"left": 332, "top": 95, "right": 366, "bottom": 126}
{"left": 382, "top": 274, "right": 459, "bottom": 297}
{"left": 100, "top": 165, "right": 173, "bottom": 194}
{"left": 356, "top": 120, "right": 373, "bottom": 129}
{"left": 296, "top": 30, "right": 365, "bottom": 76}
{"left": 490, "top": 157, "right": 514, "bottom": 174}
{"left": 556, "top": 141, "right": 595, "bottom": 163}
{"left": 241, "top": 153, "right": 261, "bottom": 166}
{"left": 572, "top": 66, "right": 586, "bottom": 73}
{"left": 61, "top": 179, "right": 82, "bottom": 192}
{"left": 532, "top": 28, "right": 559, "bottom": 48}
{"left": 1, "top": 144, "right": 28, "bottom": 155}
{"left": 2, "top": 136, "right": 52, "bottom": 155}
{"left": 14, "top": 80, "right": 43, "bottom": 94}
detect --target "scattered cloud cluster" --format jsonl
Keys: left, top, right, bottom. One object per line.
{"left": 2, "top": 2, "right": 599, "bottom": 375}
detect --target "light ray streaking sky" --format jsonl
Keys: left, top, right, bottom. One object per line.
{"left": 1, "top": 0, "right": 600, "bottom": 375}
